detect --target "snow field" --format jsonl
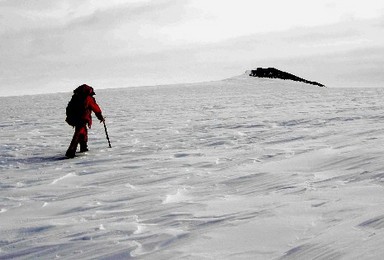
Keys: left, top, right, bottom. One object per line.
{"left": 1, "top": 77, "right": 384, "bottom": 259}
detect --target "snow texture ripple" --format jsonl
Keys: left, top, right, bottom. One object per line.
{"left": 1, "top": 76, "right": 384, "bottom": 259}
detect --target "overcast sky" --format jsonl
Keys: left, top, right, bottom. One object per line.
{"left": 1, "top": 0, "right": 384, "bottom": 96}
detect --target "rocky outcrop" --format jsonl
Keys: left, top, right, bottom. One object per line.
{"left": 249, "top": 67, "right": 325, "bottom": 87}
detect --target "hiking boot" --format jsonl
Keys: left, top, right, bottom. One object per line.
{"left": 80, "top": 142, "right": 89, "bottom": 153}
{"left": 65, "top": 149, "right": 76, "bottom": 158}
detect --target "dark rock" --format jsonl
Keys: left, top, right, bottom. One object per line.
{"left": 249, "top": 67, "right": 325, "bottom": 87}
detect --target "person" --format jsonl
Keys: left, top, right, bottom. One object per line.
{"left": 65, "top": 84, "right": 104, "bottom": 158}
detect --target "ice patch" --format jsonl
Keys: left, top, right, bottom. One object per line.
{"left": 125, "top": 183, "right": 137, "bottom": 190}
{"left": 16, "top": 182, "right": 24, "bottom": 188}
{"left": 88, "top": 201, "right": 101, "bottom": 206}
{"left": 50, "top": 172, "right": 77, "bottom": 184}
{"left": 133, "top": 223, "right": 154, "bottom": 235}
{"left": 163, "top": 188, "right": 191, "bottom": 204}
{"left": 130, "top": 241, "right": 144, "bottom": 257}
{"left": 96, "top": 224, "right": 106, "bottom": 231}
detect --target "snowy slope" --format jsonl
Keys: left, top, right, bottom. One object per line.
{"left": 1, "top": 76, "right": 384, "bottom": 259}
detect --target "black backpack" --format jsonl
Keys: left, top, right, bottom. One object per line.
{"left": 65, "top": 94, "right": 86, "bottom": 127}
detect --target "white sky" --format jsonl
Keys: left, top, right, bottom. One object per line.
{"left": 1, "top": 0, "right": 384, "bottom": 96}
{"left": 163, "top": 0, "right": 383, "bottom": 43}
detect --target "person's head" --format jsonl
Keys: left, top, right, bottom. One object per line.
{"left": 74, "top": 84, "right": 96, "bottom": 96}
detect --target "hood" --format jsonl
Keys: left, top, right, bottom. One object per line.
{"left": 74, "top": 84, "right": 96, "bottom": 96}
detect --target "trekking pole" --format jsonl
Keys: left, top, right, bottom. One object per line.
{"left": 103, "top": 120, "right": 112, "bottom": 148}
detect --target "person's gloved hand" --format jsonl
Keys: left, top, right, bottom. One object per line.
{"left": 96, "top": 112, "right": 105, "bottom": 123}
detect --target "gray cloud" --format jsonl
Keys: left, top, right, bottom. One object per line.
{"left": 0, "top": 0, "right": 194, "bottom": 96}
{"left": 0, "top": 0, "right": 67, "bottom": 10}
{"left": 64, "top": 0, "right": 189, "bottom": 30}
{"left": 6, "top": 1, "right": 192, "bottom": 57}
{"left": 1, "top": 2, "right": 383, "bottom": 96}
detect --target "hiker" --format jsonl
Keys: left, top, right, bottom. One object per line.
{"left": 65, "top": 84, "right": 104, "bottom": 158}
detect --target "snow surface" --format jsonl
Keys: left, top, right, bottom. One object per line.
{"left": 1, "top": 75, "right": 384, "bottom": 259}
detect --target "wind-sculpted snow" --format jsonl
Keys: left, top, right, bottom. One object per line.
{"left": 1, "top": 76, "right": 384, "bottom": 259}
